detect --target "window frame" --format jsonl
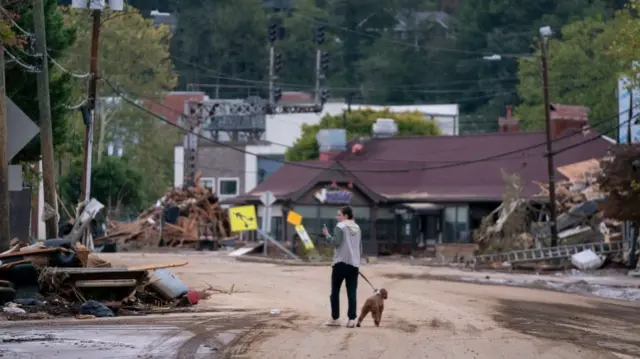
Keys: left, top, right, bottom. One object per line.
{"left": 217, "top": 177, "right": 240, "bottom": 197}
{"left": 200, "top": 177, "right": 216, "bottom": 192}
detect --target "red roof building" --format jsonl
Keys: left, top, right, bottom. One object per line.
{"left": 231, "top": 106, "right": 613, "bottom": 255}
{"left": 146, "top": 91, "right": 206, "bottom": 124}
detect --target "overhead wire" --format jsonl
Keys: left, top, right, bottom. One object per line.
{"left": 103, "top": 78, "right": 637, "bottom": 174}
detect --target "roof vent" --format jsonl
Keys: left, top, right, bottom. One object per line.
{"left": 316, "top": 129, "right": 346, "bottom": 152}
{"left": 372, "top": 118, "right": 398, "bottom": 138}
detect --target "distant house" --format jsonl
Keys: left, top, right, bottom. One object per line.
{"left": 228, "top": 105, "right": 613, "bottom": 255}
{"left": 394, "top": 11, "right": 456, "bottom": 41}
{"left": 150, "top": 10, "right": 177, "bottom": 33}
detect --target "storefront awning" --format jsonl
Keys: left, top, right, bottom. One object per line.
{"left": 399, "top": 202, "right": 443, "bottom": 213}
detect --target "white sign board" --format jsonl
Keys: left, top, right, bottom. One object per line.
{"left": 294, "top": 225, "right": 315, "bottom": 250}
{"left": 260, "top": 191, "right": 276, "bottom": 207}
{"left": 72, "top": 0, "right": 124, "bottom": 10}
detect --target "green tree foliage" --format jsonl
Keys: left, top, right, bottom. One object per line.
{"left": 442, "top": 0, "right": 610, "bottom": 118}
{"left": 170, "top": 0, "right": 267, "bottom": 95}
{"left": 58, "top": 6, "right": 178, "bottom": 205}
{"left": 610, "top": 0, "right": 640, "bottom": 81}
{"left": 516, "top": 14, "right": 629, "bottom": 131}
{"left": 60, "top": 156, "right": 146, "bottom": 218}
{"left": 285, "top": 109, "right": 440, "bottom": 161}
{"left": 4, "top": 0, "right": 76, "bottom": 161}
{"left": 61, "top": 6, "right": 177, "bottom": 96}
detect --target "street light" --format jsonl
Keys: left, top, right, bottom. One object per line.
{"left": 538, "top": 25, "right": 559, "bottom": 248}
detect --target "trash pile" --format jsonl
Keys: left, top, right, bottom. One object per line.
{"left": 96, "top": 183, "right": 233, "bottom": 250}
{"left": 0, "top": 200, "right": 200, "bottom": 321}
{"left": 0, "top": 238, "right": 199, "bottom": 321}
{"left": 474, "top": 160, "right": 630, "bottom": 269}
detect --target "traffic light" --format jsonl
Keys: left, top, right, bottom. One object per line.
{"left": 315, "top": 24, "right": 325, "bottom": 45}
{"left": 320, "top": 51, "right": 329, "bottom": 73}
{"left": 268, "top": 21, "right": 277, "bottom": 43}
{"left": 273, "top": 87, "right": 282, "bottom": 102}
{"left": 321, "top": 88, "right": 329, "bottom": 103}
{"left": 274, "top": 52, "right": 283, "bottom": 73}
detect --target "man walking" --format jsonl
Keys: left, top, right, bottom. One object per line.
{"left": 322, "top": 206, "right": 362, "bottom": 328}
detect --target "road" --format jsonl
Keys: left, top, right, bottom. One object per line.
{"left": 3, "top": 252, "right": 640, "bottom": 358}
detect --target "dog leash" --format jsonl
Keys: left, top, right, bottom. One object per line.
{"left": 359, "top": 271, "right": 377, "bottom": 292}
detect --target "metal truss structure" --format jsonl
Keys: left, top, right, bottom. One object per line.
{"left": 182, "top": 97, "right": 323, "bottom": 185}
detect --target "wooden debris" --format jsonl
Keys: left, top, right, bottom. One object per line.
{"left": 95, "top": 183, "right": 233, "bottom": 249}
{"left": 126, "top": 261, "right": 188, "bottom": 271}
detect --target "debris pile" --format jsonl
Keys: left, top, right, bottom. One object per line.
{"left": 474, "top": 161, "right": 629, "bottom": 269}
{"left": 97, "top": 184, "right": 233, "bottom": 250}
{"left": 0, "top": 237, "right": 198, "bottom": 321}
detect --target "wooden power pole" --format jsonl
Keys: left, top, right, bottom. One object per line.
{"left": 540, "top": 35, "right": 559, "bottom": 247}
{"left": 33, "top": 0, "right": 58, "bottom": 239}
{"left": 0, "top": 46, "right": 10, "bottom": 251}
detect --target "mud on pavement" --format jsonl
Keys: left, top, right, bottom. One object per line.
{"left": 493, "top": 299, "right": 640, "bottom": 357}
{"left": 0, "top": 310, "right": 299, "bottom": 359}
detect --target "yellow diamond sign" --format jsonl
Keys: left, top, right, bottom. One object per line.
{"left": 228, "top": 205, "right": 258, "bottom": 232}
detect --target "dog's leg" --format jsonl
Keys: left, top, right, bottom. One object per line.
{"left": 357, "top": 306, "right": 370, "bottom": 327}
{"left": 371, "top": 308, "right": 380, "bottom": 327}
{"left": 375, "top": 307, "right": 384, "bottom": 327}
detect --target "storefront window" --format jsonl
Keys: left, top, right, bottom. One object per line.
{"left": 352, "top": 206, "right": 370, "bottom": 240}
{"left": 295, "top": 206, "right": 321, "bottom": 237}
{"left": 443, "top": 205, "right": 469, "bottom": 242}
{"left": 376, "top": 209, "right": 395, "bottom": 243}
{"left": 256, "top": 216, "right": 284, "bottom": 240}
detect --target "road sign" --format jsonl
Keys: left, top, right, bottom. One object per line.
{"left": 228, "top": 205, "right": 258, "bottom": 232}
{"left": 260, "top": 191, "right": 276, "bottom": 207}
{"left": 294, "top": 225, "right": 315, "bottom": 250}
{"left": 287, "top": 210, "right": 302, "bottom": 226}
{"left": 6, "top": 97, "right": 39, "bottom": 162}
{"left": 259, "top": 191, "right": 277, "bottom": 255}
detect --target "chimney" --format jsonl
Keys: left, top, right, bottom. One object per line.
{"left": 316, "top": 129, "right": 346, "bottom": 161}
{"left": 498, "top": 105, "right": 519, "bottom": 133}
{"left": 549, "top": 104, "right": 589, "bottom": 139}
{"left": 372, "top": 118, "right": 398, "bottom": 138}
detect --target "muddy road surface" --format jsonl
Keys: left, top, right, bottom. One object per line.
{"left": 2, "top": 252, "right": 639, "bottom": 359}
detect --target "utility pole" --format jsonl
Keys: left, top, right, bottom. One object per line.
{"left": 628, "top": 91, "right": 633, "bottom": 145}
{"left": 80, "top": 9, "right": 101, "bottom": 203}
{"left": 343, "top": 92, "right": 353, "bottom": 128}
{"left": 0, "top": 46, "right": 9, "bottom": 251}
{"left": 540, "top": 26, "right": 559, "bottom": 247}
{"left": 33, "top": 0, "right": 58, "bottom": 239}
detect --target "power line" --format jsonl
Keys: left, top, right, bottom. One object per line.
{"left": 104, "top": 78, "right": 636, "bottom": 174}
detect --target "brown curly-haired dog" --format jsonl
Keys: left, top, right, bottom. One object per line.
{"left": 356, "top": 288, "right": 388, "bottom": 327}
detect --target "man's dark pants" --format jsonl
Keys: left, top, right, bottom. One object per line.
{"left": 330, "top": 262, "right": 359, "bottom": 320}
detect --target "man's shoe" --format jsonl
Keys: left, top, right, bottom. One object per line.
{"left": 325, "top": 319, "right": 341, "bottom": 327}
{"left": 346, "top": 320, "right": 356, "bottom": 328}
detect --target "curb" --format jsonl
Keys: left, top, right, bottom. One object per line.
{"left": 233, "top": 255, "right": 332, "bottom": 266}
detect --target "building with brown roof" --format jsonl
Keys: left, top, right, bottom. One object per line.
{"left": 229, "top": 106, "right": 614, "bottom": 255}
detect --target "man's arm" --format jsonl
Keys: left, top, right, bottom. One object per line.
{"left": 325, "top": 227, "right": 344, "bottom": 247}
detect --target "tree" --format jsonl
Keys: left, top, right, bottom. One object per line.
{"left": 285, "top": 109, "right": 440, "bottom": 161}
{"left": 4, "top": 0, "right": 76, "bottom": 161}
{"left": 442, "top": 0, "right": 611, "bottom": 118}
{"left": 59, "top": 6, "right": 178, "bottom": 206}
{"left": 515, "top": 14, "right": 629, "bottom": 131}
{"left": 170, "top": 0, "right": 267, "bottom": 97}
{"left": 59, "top": 156, "right": 146, "bottom": 218}
{"left": 609, "top": 0, "right": 640, "bottom": 81}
